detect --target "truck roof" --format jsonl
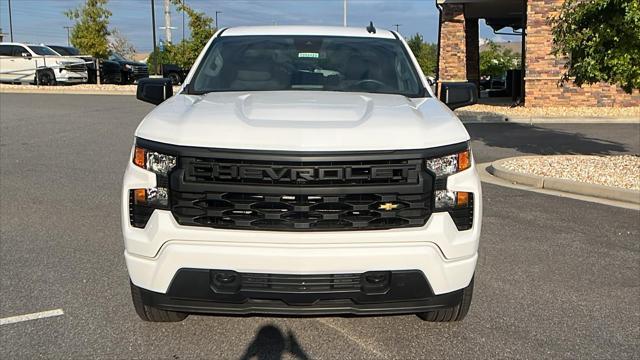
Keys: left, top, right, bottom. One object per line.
{"left": 221, "top": 25, "right": 397, "bottom": 39}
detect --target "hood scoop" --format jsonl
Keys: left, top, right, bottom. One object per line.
{"left": 232, "top": 92, "right": 373, "bottom": 126}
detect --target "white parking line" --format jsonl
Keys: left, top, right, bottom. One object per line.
{"left": 0, "top": 309, "right": 64, "bottom": 326}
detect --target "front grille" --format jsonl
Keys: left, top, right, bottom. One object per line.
{"left": 184, "top": 157, "right": 421, "bottom": 186}
{"left": 132, "top": 65, "right": 148, "bottom": 76}
{"left": 64, "top": 63, "right": 87, "bottom": 72}
{"left": 171, "top": 191, "right": 431, "bottom": 231}
{"left": 240, "top": 273, "right": 362, "bottom": 293}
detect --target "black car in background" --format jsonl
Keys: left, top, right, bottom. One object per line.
{"left": 107, "top": 53, "right": 149, "bottom": 84}
{"left": 161, "top": 63, "right": 190, "bottom": 85}
{"left": 47, "top": 45, "right": 122, "bottom": 84}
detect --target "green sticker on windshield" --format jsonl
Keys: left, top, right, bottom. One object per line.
{"left": 298, "top": 52, "right": 319, "bottom": 58}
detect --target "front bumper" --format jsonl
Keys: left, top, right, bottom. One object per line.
{"left": 137, "top": 269, "right": 466, "bottom": 316}
{"left": 57, "top": 70, "right": 88, "bottom": 83}
{"left": 122, "top": 146, "right": 482, "bottom": 303}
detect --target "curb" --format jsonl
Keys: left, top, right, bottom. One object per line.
{"left": 0, "top": 88, "right": 135, "bottom": 96}
{"left": 506, "top": 117, "right": 640, "bottom": 124}
{"left": 1, "top": 89, "right": 134, "bottom": 96}
{"left": 0, "top": 85, "right": 181, "bottom": 96}
{"left": 487, "top": 156, "right": 640, "bottom": 205}
{"left": 455, "top": 112, "right": 639, "bottom": 124}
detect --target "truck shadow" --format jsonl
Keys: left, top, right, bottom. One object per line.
{"left": 238, "top": 324, "right": 310, "bottom": 360}
{"left": 465, "top": 122, "right": 632, "bottom": 155}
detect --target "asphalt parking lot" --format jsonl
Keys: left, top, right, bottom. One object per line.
{"left": 1, "top": 93, "right": 638, "bottom": 359}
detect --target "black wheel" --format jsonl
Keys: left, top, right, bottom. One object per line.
{"left": 36, "top": 69, "right": 57, "bottom": 86}
{"left": 167, "top": 72, "right": 182, "bottom": 85}
{"left": 417, "top": 277, "right": 474, "bottom": 322}
{"left": 130, "top": 281, "right": 188, "bottom": 322}
{"left": 120, "top": 71, "right": 131, "bottom": 85}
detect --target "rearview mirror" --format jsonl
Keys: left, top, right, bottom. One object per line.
{"left": 136, "top": 78, "right": 173, "bottom": 105}
{"left": 440, "top": 82, "right": 478, "bottom": 110}
{"left": 21, "top": 52, "right": 32, "bottom": 59}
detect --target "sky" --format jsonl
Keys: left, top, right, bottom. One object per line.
{"left": 0, "top": 0, "right": 512, "bottom": 52}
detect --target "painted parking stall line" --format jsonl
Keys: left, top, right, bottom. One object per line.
{"left": 0, "top": 309, "right": 64, "bottom": 326}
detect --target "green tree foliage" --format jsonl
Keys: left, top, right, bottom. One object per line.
{"left": 148, "top": 0, "right": 215, "bottom": 70}
{"left": 479, "top": 41, "right": 520, "bottom": 78}
{"left": 551, "top": 0, "right": 640, "bottom": 93}
{"left": 406, "top": 33, "right": 437, "bottom": 76}
{"left": 65, "top": 0, "right": 112, "bottom": 58}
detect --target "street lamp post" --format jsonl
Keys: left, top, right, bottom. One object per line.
{"left": 8, "top": 0, "right": 14, "bottom": 42}
{"left": 151, "top": 0, "right": 158, "bottom": 75}
{"left": 343, "top": 0, "right": 347, "bottom": 27}
{"left": 64, "top": 26, "right": 72, "bottom": 46}
{"left": 215, "top": 11, "right": 222, "bottom": 29}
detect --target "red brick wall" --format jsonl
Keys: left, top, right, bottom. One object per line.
{"left": 438, "top": 4, "right": 467, "bottom": 82}
{"left": 525, "top": 0, "right": 640, "bottom": 107}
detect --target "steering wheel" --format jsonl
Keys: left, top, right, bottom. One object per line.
{"left": 350, "top": 79, "right": 386, "bottom": 90}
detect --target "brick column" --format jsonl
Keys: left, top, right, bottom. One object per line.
{"left": 525, "top": 0, "right": 639, "bottom": 107}
{"left": 465, "top": 18, "right": 480, "bottom": 88}
{"left": 438, "top": 4, "right": 467, "bottom": 86}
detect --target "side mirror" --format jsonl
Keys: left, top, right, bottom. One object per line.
{"left": 136, "top": 78, "right": 173, "bottom": 105}
{"left": 21, "top": 52, "right": 32, "bottom": 59}
{"left": 440, "top": 82, "right": 478, "bottom": 110}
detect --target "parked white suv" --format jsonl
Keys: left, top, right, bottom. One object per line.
{"left": 123, "top": 25, "right": 481, "bottom": 322}
{"left": 0, "top": 43, "right": 87, "bottom": 85}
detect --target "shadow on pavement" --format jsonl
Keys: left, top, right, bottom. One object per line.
{"left": 466, "top": 123, "right": 631, "bottom": 155}
{"left": 239, "top": 325, "right": 310, "bottom": 360}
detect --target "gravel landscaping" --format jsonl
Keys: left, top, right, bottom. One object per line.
{"left": 458, "top": 104, "right": 640, "bottom": 119}
{"left": 501, "top": 155, "right": 640, "bottom": 190}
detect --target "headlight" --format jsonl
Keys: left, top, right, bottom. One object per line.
{"left": 133, "top": 146, "right": 176, "bottom": 176}
{"left": 124, "top": 64, "right": 132, "bottom": 70}
{"left": 425, "top": 149, "right": 471, "bottom": 177}
{"left": 434, "top": 190, "right": 469, "bottom": 209}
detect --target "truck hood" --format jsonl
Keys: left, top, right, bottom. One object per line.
{"left": 135, "top": 91, "right": 469, "bottom": 151}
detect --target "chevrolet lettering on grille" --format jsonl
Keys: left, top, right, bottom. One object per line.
{"left": 203, "top": 164, "right": 418, "bottom": 184}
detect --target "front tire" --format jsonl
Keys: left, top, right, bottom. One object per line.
{"left": 167, "top": 72, "right": 182, "bottom": 85}
{"left": 417, "top": 277, "right": 474, "bottom": 322}
{"left": 36, "top": 69, "right": 57, "bottom": 86}
{"left": 130, "top": 281, "right": 188, "bottom": 322}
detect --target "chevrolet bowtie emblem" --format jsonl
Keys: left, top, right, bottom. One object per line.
{"left": 378, "top": 202, "right": 399, "bottom": 211}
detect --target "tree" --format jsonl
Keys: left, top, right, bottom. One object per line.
{"left": 479, "top": 41, "right": 520, "bottom": 78}
{"left": 551, "top": 0, "right": 640, "bottom": 93}
{"left": 65, "top": 0, "right": 112, "bottom": 58}
{"left": 108, "top": 29, "right": 136, "bottom": 59}
{"left": 407, "top": 33, "right": 437, "bottom": 76}
{"left": 148, "top": 1, "right": 215, "bottom": 70}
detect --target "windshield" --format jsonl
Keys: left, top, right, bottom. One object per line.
{"left": 28, "top": 45, "right": 59, "bottom": 56}
{"left": 53, "top": 46, "right": 80, "bottom": 56}
{"left": 109, "top": 53, "right": 126, "bottom": 61}
{"left": 189, "top": 35, "right": 425, "bottom": 97}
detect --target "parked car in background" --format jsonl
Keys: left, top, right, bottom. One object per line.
{"left": 0, "top": 42, "right": 87, "bottom": 85}
{"left": 161, "top": 63, "right": 190, "bottom": 85}
{"left": 108, "top": 53, "right": 149, "bottom": 84}
{"left": 47, "top": 45, "right": 122, "bottom": 84}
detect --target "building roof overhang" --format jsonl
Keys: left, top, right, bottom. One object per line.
{"left": 436, "top": 0, "right": 524, "bottom": 31}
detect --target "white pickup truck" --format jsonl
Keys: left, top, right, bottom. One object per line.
{"left": 0, "top": 42, "right": 87, "bottom": 85}
{"left": 123, "top": 25, "right": 481, "bottom": 323}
